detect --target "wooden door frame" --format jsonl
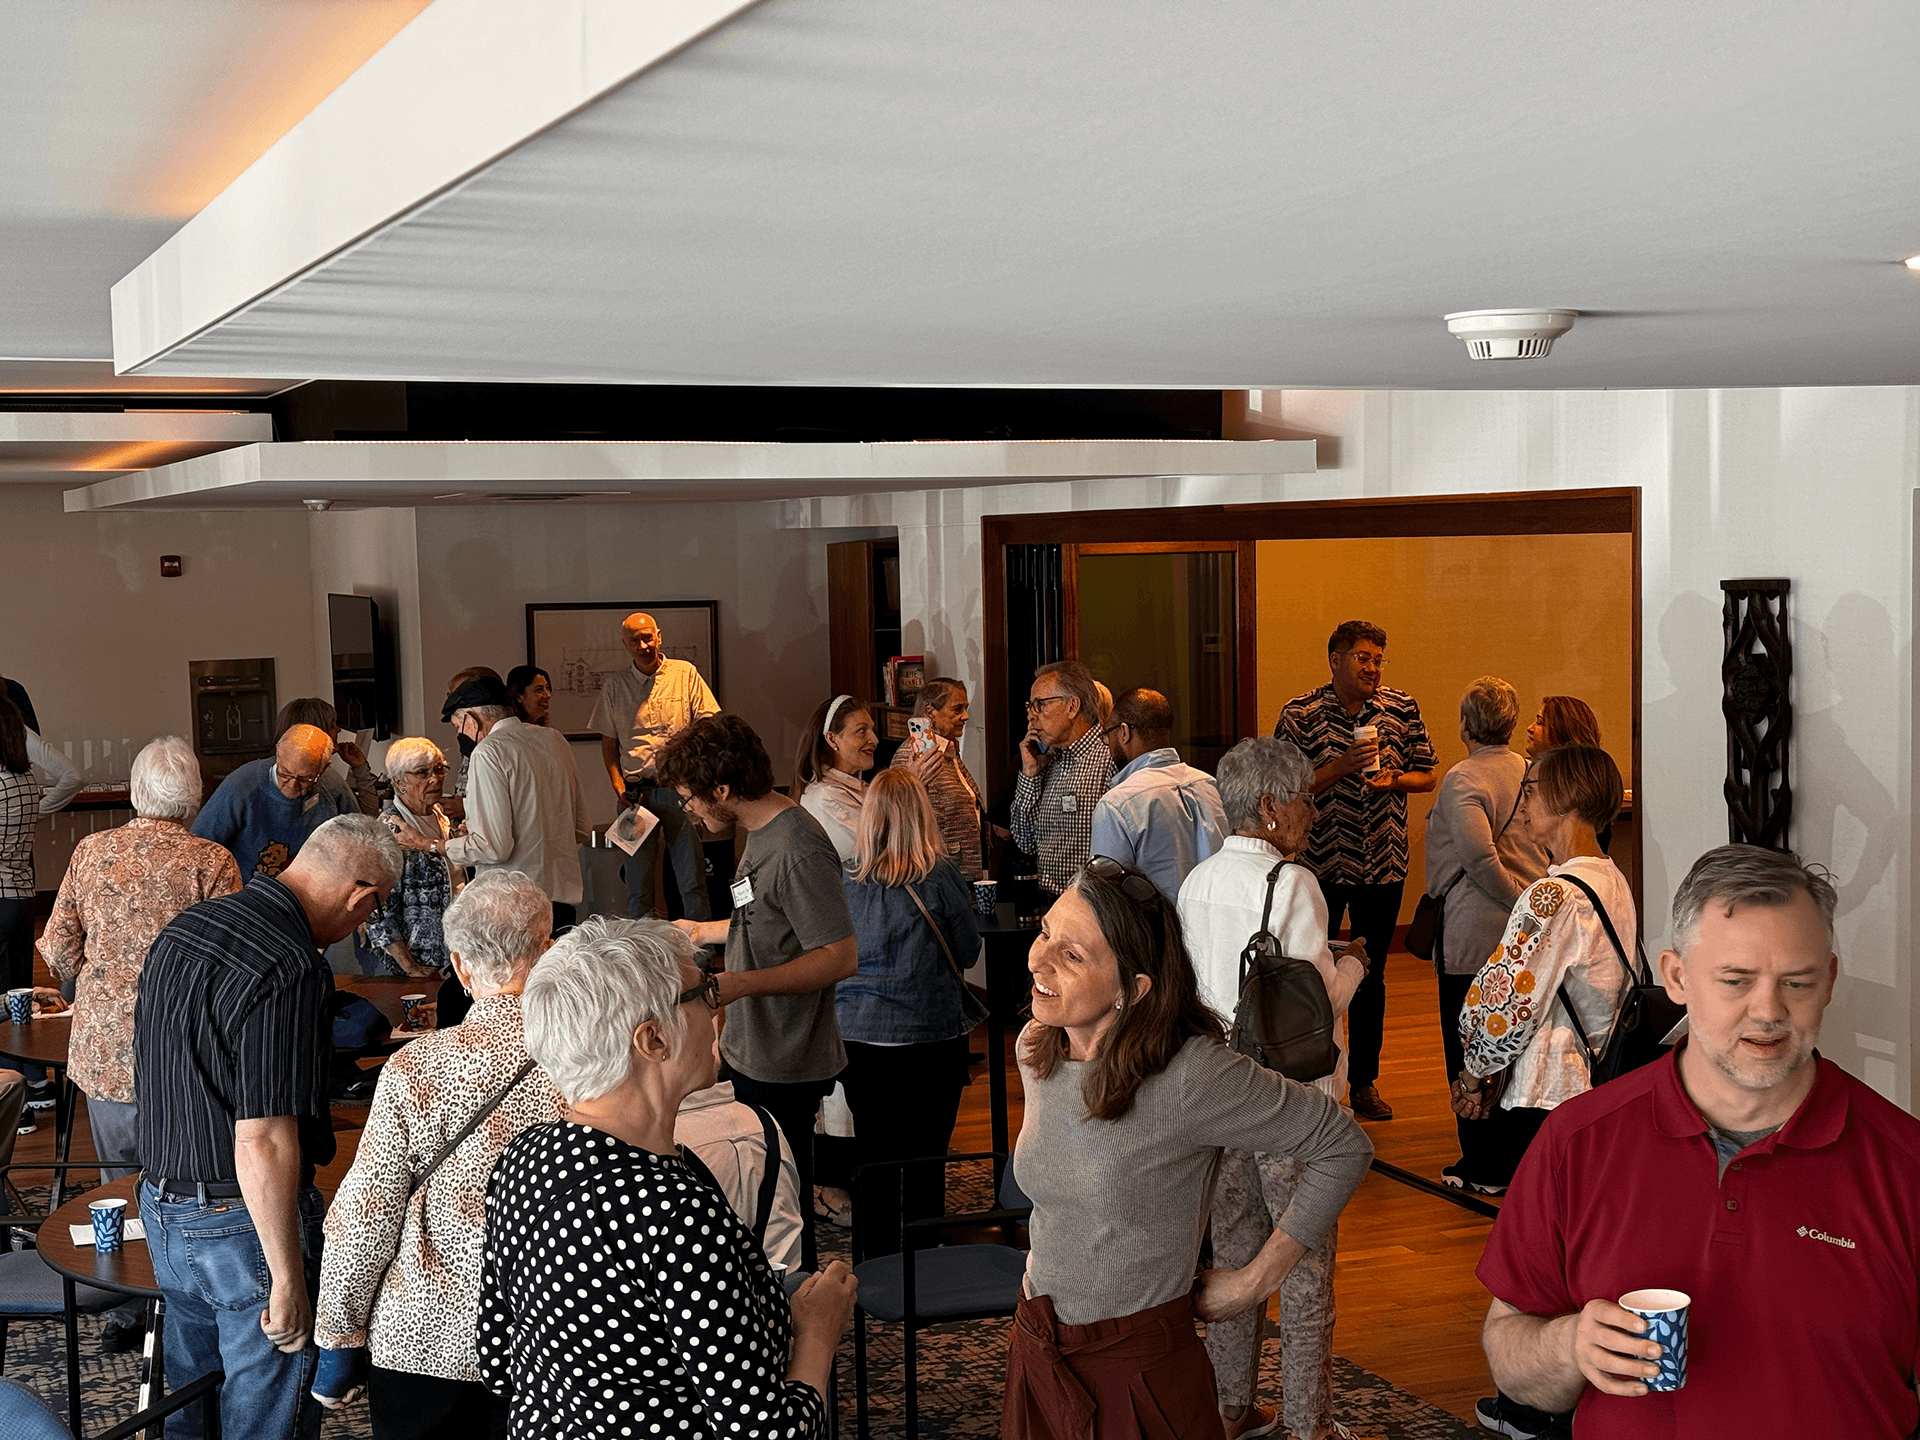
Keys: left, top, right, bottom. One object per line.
{"left": 983, "top": 487, "right": 1643, "bottom": 907}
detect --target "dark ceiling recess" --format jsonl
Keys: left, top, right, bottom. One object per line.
{"left": 270, "top": 382, "right": 1224, "bottom": 444}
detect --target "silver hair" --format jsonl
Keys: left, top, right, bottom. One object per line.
{"left": 456, "top": 705, "right": 512, "bottom": 725}
{"left": 1033, "top": 660, "right": 1102, "bottom": 724}
{"left": 1671, "top": 844, "right": 1837, "bottom": 951}
{"left": 1460, "top": 676, "right": 1520, "bottom": 746}
{"left": 129, "top": 736, "right": 204, "bottom": 821}
{"left": 522, "top": 915, "right": 697, "bottom": 1103}
{"left": 383, "top": 735, "right": 445, "bottom": 779}
{"left": 298, "top": 813, "right": 404, "bottom": 888}
{"left": 1215, "top": 736, "right": 1314, "bottom": 833}
{"left": 911, "top": 677, "right": 966, "bottom": 717}
{"left": 441, "top": 870, "right": 549, "bottom": 990}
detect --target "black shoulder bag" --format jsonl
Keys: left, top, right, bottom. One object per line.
{"left": 1554, "top": 872, "right": 1686, "bottom": 1085}
{"left": 1229, "top": 861, "right": 1339, "bottom": 1083}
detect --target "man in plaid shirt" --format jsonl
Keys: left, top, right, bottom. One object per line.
{"left": 1011, "top": 661, "right": 1115, "bottom": 896}
{"left": 1276, "top": 620, "right": 1436, "bottom": 1122}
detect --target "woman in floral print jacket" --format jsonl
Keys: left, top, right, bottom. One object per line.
{"left": 1453, "top": 744, "right": 1636, "bottom": 1157}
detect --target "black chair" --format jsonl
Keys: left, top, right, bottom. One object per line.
{"left": 0, "top": 1164, "right": 142, "bottom": 1439}
{"left": 0, "top": 1368, "right": 221, "bottom": 1440}
{"left": 849, "top": 1151, "right": 1030, "bottom": 1440}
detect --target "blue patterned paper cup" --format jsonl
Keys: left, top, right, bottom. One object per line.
{"left": 972, "top": 880, "right": 998, "bottom": 917}
{"left": 6, "top": 988, "right": 31, "bottom": 1024}
{"left": 90, "top": 1197, "right": 128, "bottom": 1253}
{"left": 400, "top": 994, "right": 428, "bottom": 1030}
{"left": 1620, "top": 1288, "right": 1690, "bottom": 1391}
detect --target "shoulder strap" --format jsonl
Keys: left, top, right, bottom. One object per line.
{"left": 904, "top": 880, "right": 965, "bottom": 980}
{"left": 750, "top": 1104, "right": 783, "bottom": 1246}
{"left": 1555, "top": 871, "right": 1642, "bottom": 984}
{"left": 416, "top": 1057, "right": 538, "bottom": 1193}
{"left": 1240, "top": 860, "right": 1293, "bottom": 994}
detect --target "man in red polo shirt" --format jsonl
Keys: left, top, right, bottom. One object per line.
{"left": 1477, "top": 844, "right": 1920, "bottom": 1439}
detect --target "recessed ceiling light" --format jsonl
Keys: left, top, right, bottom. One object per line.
{"left": 1905, "top": 255, "right": 1920, "bottom": 271}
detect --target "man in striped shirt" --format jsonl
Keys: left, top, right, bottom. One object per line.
{"left": 1276, "top": 620, "right": 1436, "bottom": 1122}
{"left": 134, "top": 814, "right": 401, "bottom": 1440}
{"left": 1012, "top": 660, "right": 1115, "bottom": 896}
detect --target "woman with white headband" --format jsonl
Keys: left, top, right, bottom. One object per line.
{"left": 791, "top": 694, "right": 880, "bottom": 864}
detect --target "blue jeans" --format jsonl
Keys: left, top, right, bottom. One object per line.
{"left": 141, "top": 1179, "right": 327, "bottom": 1440}
{"left": 625, "top": 785, "right": 712, "bottom": 921}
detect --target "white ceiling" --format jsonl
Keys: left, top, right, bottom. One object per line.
{"left": 62, "top": 437, "right": 1314, "bottom": 512}
{"left": 0, "top": 0, "right": 429, "bottom": 368}
{"left": 111, "top": 0, "right": 1920, "bottom": 391}
{"left": 0, "top": 410, "right": 271, "bottom": 485}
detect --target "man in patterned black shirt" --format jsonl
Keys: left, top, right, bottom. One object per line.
{"left": 135, "top": 814, "right": 401, "bottom": 1440}
{"left": 1012, "top": 660, "right": 1115, "bottom": 896}
{"left": 1276, "top": 620, "right": 1436, "bottom": 1122}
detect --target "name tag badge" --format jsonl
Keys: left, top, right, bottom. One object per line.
{"left": 730, "top": 875, "right": 754, "bottom": 909}
{"left": 1062, "top": 793, "right": 1078, "bottom": 814}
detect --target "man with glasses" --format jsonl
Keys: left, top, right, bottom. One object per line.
{"left": 1012, "top": 660, "right": 1116, "bottom": 896}
{"left": 135, "top": 815, "right": 401, "bottom": 1440}
{"left": 1276, "top": 620, "right": 1436, "bottom": 1121}
{"left": 1090, "top": 687, "right": 1228, "bottom": 901}
{"left": 193, "top": 722, "right": 361, "bottom": 877}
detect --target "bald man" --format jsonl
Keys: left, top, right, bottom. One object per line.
{"left": 192, "top": 723, "right": 362, "bottom": 878}
{"left": 590, "top": 611, "right": 720, "bottom": 921}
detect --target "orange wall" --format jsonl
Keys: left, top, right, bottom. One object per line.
{"left": 1255, "top": 533, "right": 1634, "bottom": 920}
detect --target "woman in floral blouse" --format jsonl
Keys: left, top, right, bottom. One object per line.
{"left": 369, "top": 737, "right": 463, "bottom": 980}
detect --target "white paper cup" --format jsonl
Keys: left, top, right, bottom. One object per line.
{"left": 1352, "top": 723, "right": 1381, "bottom": 772}
{"left": 1619, "top": 1288, "right": 1690, "bottom": 1391}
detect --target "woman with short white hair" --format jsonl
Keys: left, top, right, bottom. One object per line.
{"left": 369, "top": 736, "right": 463, "bottom": 982}
{"left": 315, "top": 868, "right": 563, "bottom": 1440}
{"left": 477, "top": 915, "right": 858, "bottom": 1438}
{"left": 42, "top": 736, "right": 241, "bottom": 1174}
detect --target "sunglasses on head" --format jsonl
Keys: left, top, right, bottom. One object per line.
{"left": 1081, "top": 855, "right": 1162, "bottom": 908}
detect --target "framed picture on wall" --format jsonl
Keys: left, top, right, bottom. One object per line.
{"left": 527, "top": 602, "right": 720, "bottom": 740}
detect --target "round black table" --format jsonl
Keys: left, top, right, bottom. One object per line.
{"left": 0, "top": 1011, "right": 80, "bottom": 1207}
{"left": 971, "top": 903, "right": 1040, "bottom": 1178}
{"left": 36, "top": 1175, "right": 161, "bottom": 1440}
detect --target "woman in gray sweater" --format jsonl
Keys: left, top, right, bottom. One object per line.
{"left": 1003, "top": 856, "right": 1374, "bottom": 1440}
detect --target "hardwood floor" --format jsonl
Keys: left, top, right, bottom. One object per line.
{"left": 956, "top": 949, "right": 1499, "bottom": 1424}
{"left": 24, "top": 935, "right": 1495, "bottom": 1424}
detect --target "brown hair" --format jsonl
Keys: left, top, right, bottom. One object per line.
{"left": 853, "top": 768, "right": 947, "bottom": 887}
{"left": 655, "top": 713, "right": 775, "bottom": 802}
{"left": 0, "top": 696, "right": 26, "bottom": 774}
{"left": 1532, "top": 743, "right": 1624, "bottom": 832}
{"left": 275, "top": 697, "right": 338, "bottom": 741}
{"left": 1020, "top": 861, "right": 1224, "bottom": 1122}
{"left": 790, "top": 695, "right": 870, "bottom": 799}
{"left": 1538, "top": 695, "right": 1601, "bottom": 750}
{"left": 1327, "top": 619, "right": 1387, "bottom": 655}
{"left": 445, "top": 665, "right": 503, "bottom": 694}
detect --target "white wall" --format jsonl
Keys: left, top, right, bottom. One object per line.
{"left": 3, "top": 482, "right": 322, "bottom": 882}
{"left": 309, "top": 506, "right": 425, "bottom": 735}
{"left": 793, "top": 387, "right": 1920, "bottom": 1107}
{"left": 409, "top": 502, "right": 855, "bottom": 826}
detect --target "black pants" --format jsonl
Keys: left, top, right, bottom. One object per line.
{"left": 840, "top": 1036, "right": 969, "bottom": 1257}
{"left": 0, "top": 895, "right": 33, "bottom": 991}
{"left": 724, "top": 1068, "right": 837, "bottom": 1272}
{"left": 1320, "top": 879, "right": 1403, "bottom": 1089}
{"left": 368, "top": 1366, "right": 509, "bottom": 1440}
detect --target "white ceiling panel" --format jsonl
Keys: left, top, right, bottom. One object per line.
{"left": 0, "top": 410, "right": 272, "bottom": 484}
{"left": 113, "top": 0, "right": 1920, "bottom": 391}
{"left": 61, "top": 437, "right": 1315, "bottom": 511}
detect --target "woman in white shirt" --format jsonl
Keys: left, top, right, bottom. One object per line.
{"left": 1176, "top": 735, "right": 1369, "bottom": 1440}
{"left": 791, "top": 694, "right": 878, "bottom": 864}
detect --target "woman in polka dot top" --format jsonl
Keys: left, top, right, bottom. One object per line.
{"left": 478, "top": 915, "right": 857, "bottom": 1437}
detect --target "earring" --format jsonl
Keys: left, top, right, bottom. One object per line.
{"left": 1266, "top": 820, "right": 1276, "bottom": 831}
{"left": 1114, "top": 998, "right": 1123, "bottom": 1011}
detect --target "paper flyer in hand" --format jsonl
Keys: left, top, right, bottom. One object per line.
{"left": 607, "top": 803, "right": 660, "bottom": 855}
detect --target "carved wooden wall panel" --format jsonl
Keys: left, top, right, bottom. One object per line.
{"left": 1720, "top": 578, "right": 1792, "bottom": 848}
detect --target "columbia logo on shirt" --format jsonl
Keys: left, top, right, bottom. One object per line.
{"left": 1797, "top": 1224, "right": 1858, "bottom": 1250}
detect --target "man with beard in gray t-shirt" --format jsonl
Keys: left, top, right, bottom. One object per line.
{"left": 659, "top": 713, "right": 855, "bottom": 1271}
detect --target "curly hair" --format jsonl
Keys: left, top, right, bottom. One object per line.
{"left": 654, "top": 713, "right": 774, "bottom": 802}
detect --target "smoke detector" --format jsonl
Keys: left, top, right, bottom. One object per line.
{"left": 1445, "top": 308, "right": 1578, "bottom": 360}
{"left": 302, "top": 498, "right": 333, "bottom": 511}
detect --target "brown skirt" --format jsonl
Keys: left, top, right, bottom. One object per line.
{"left": 1001, "top": 1290, "right": 1221, "bottom": 1440}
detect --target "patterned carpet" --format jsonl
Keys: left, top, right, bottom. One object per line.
{"left": 5, "top": 1164, "right": 1479, "bottom": 1439}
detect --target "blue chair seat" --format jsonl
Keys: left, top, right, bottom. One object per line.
{"left": 853, "top": 1243, "right": 1027, "bottom": 1323}
{"left": 0, "top": 1375, "right": 72, "bottom": 1440}
{"left": 0, "top": 1250, "right": 124, "bottom": 1317}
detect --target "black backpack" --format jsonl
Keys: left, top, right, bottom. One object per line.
{"left": 1555, "top": 872, "right": 1686, "bottom": 1085}
{"left": 1228, "top": 861, "right": 1339, "bottom": 1083}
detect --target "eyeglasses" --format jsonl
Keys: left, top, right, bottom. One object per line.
{"left": 1024, "top": 695, "right": 1071, "bottom": 714}
{"left": 1082, "top": 855, "right": 1161, "bottom": 908}
{"left": 1336, "top": 650, "right": 1387, "bottom": 671}
{"left": 405, "top": 764, "right": 449, "bottom": 779}
{"left": 678, "top": 972, "right": 721, "bottom": 1012}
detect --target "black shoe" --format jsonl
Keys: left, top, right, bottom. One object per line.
{"left": 25, "top": 1082, "right": 56, "bottom": 1111}
{"left": 100, "top": 1323, "right": 146, "bottom": 1354}
{"left": 1442, "top": 1164, "right": 1508, "bottom": 1197}
{"left": 1349, "top": 1083, "right": 1394, "bottom": 1121}
{"left": 15, "top": 1118, "right": 32, "bottom": 1135}
{"left": 1476, "top": 1395, "right": 1551, "bottom": 1438}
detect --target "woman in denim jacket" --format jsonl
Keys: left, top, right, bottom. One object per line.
{"left": 839, "top": 768, "right": 988, "bottom": 1252}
